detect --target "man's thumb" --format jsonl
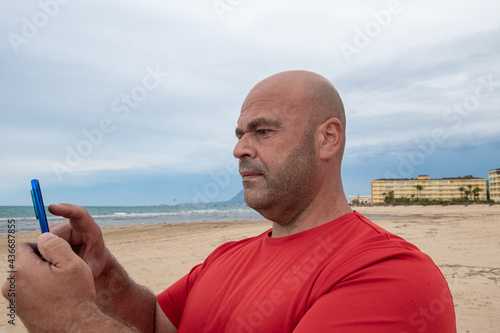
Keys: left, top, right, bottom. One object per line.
{"left": 37, "top": 233, "right": 79, "bottom": 267}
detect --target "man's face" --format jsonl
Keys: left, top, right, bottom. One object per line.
{"left": 233, "top": 89, "right": 317, "bottom": 217}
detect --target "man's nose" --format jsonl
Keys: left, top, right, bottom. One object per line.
{"left": 233, "top": 134, "right": 255, "bottom": 159}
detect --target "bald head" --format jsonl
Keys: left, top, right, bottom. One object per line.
{"left": 240, "top": 70, "right": 346, "bottom": 161}
{"left": 243, "top": 70, "right": 345, "bottom": 130}
{"left": 235, "top": 70, "right": 351, "bottom": 229}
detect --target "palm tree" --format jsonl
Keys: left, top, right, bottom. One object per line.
{"left": 384, "top": 191, "right": 395, "bottom": 204}
{"left": 472, "top": 187, "right": 482, "bottom": 201}
{"left": 467, "top": 185, "right": 474, "bottom": 201}
{"left": 458, "top": 186, "right": 465, "bottom": 198}
{"left": 464, "top": 190, "right": 471, "bottom": 201}
{"left": 415, "top": 185, "right": 423, "bottom": 200}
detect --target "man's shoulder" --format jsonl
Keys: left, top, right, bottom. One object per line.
{"left": 325, "top": 211, "right": 429, "bottom": 265}
{"left": 315, "top": 212, "right": 442, "bottom": 288}
{"left": 204, "top": 228, "right": 270, "bottom": 261}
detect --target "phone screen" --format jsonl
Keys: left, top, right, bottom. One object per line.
{"left": 31, "top": 179, "right": 49, "bottom": 233}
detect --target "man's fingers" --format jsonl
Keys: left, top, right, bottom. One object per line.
{"left": 24, "top": 242, "right": 41, "bottom": 257}
{"left": 49, "top": 220, "right": 75, "bottom": 243}
{"left": 48, "top": 203, "right": 88, "bottom": 220}
{"left": 47, "top": 204, "right": 107, "bottom": 280}
{"left": 48, "top": 221, "right": 63, "bottom": 229}
{"left": 37, "top": 233, "right": 81, "bottom": 268}
{"left": 48, "top": 204, "right": 99, "bottom": 234}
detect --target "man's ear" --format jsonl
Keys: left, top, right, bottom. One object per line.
{"left": 318, "top": 118, "right": 343, "bottom": 160}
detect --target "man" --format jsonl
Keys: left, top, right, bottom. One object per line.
{"left": 3, "top": 70, "right": 456, "bottom": 332}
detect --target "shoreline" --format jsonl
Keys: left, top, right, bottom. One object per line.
{"left": 1, "top": 203, "right": 498, "bottom": 233}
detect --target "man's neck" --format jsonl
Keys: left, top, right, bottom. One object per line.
{"left": 270, "top": 192, "right": 352, "bottom": 238}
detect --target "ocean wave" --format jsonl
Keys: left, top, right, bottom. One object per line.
{"left": 0, "top": 205, "right": 264, "bottom": 233}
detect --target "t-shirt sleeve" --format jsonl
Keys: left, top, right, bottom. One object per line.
{"left": 155, "top": 240, "right": 239, "bottom": 328}
{"left": 293, "top": 253, "right": 456, "bottom": 332}
{"left": 156, "top": 263, "right": 203, "bottom": 328}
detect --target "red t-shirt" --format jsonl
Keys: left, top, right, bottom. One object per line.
{"left": 157, "top": 212, "right": 456, "bottom": 332}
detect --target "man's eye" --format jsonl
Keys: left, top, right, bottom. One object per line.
{"left": 257, "top": 129, "right": 271, "bottom": 136}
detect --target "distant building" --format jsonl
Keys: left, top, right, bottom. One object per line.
{"left": 371, "top": 175, "right": 487, "bottom": 204}
{"left": 489, "top": 168, "right": 500, "bottom": 202}
{"left": 348, "top": 195, "right": 372, "bottom": 204}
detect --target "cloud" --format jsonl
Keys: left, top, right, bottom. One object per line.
{"left": 1, "top": 0, "right": 499, "bottom": 204}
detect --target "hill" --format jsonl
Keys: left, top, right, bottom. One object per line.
{"left": 220, "top": 189, "right": 245, "bottom": 205}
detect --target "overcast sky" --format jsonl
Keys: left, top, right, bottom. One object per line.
{"left": 1, "top": 0, "right": 499, "bottom": 206}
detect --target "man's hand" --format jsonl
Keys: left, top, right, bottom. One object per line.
{"left": 48, "top": 203, "right": 110, "bottom": 280}
{"left": 1, "top": 233, "right": 98, "bottom": 332}
{"left": 48, "top": 203, "right": 157, "bottom": 332}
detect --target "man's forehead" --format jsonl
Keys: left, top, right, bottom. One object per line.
{"left": 236, "top": 78, "right": 306, "bottom": 129}
{"left": 241, "top": 89, "right": 281, "bottom": 112}
{"left": 237, "top": 99, "right": 289, "bottom": 125}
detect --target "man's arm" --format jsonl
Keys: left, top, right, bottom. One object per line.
{"left": 88, "top": 254, "right": 178, "bottom": 332}
{"left": 48, "top": 204, "right": 177, "bottom": 332}
{"left": 92, "top": 249, "right": 157, "bottom": 332}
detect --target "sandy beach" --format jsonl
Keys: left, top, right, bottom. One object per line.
{"left": 1, "top": 205, "right": 498, "bottom": 332}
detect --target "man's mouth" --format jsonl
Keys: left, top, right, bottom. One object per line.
{"left": 240, "top": 170, "right": 262, "bottom": 181}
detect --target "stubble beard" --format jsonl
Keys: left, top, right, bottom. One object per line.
{"left": 242, "top": 129, "right": 317, "bottom": 218}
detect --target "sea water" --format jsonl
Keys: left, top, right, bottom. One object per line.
{"left": 0, "top": 205, "right": 264, "bottom": 233}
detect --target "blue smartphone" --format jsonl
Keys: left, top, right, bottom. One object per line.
{"left": 31, "top": 179, "right": 49, "bottom": 233}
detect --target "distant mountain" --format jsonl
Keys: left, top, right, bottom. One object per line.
{"left": 174, "top": 189, "right": 246, "bottom": 207}
{"left": 221, "top": 189, "right": 245, "bottom": 205}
